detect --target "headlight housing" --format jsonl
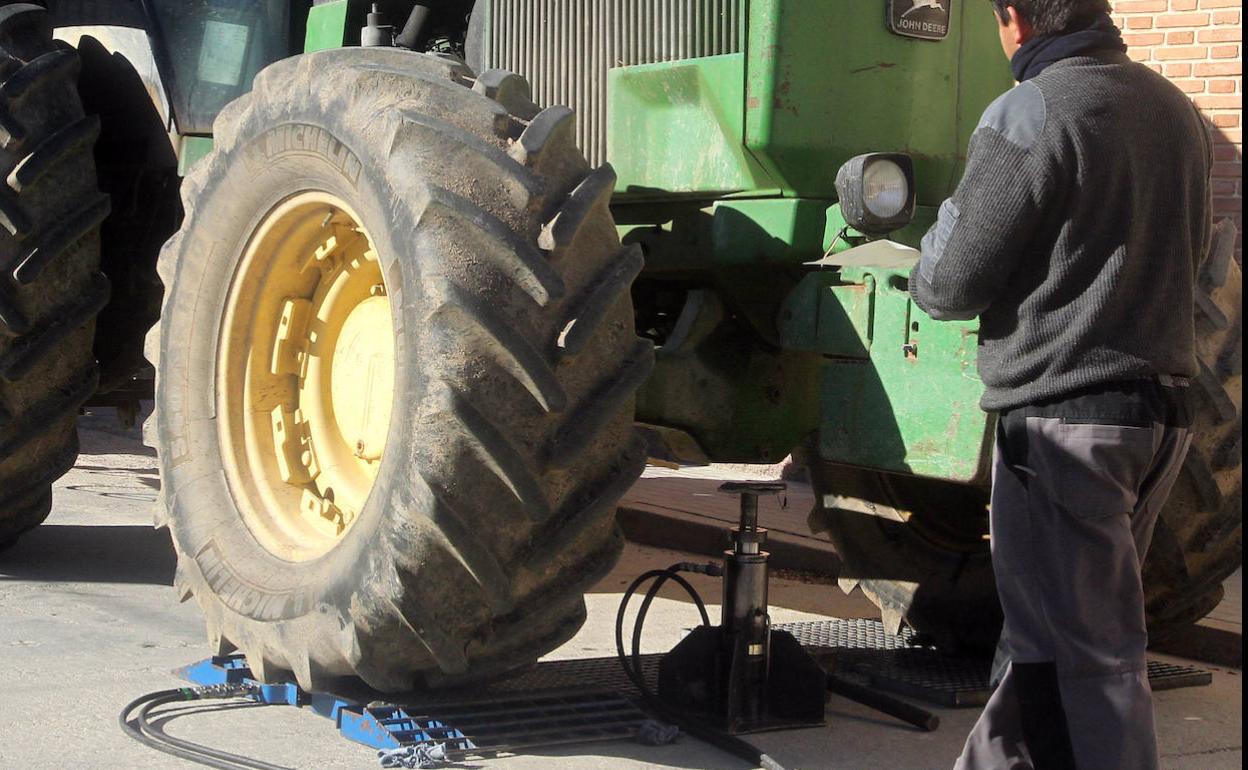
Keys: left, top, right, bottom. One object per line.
{"left": 834, "top": 153, "right": 916, "bottom": 236}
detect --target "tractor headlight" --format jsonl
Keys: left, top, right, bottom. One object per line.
{"left": 835, "top": 153, "right": 916, "bottom": 236}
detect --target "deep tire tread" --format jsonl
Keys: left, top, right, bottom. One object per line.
{"left": 0, "top": 6, "right": 105, "bottom": 549}
{"left": 511, "top": 105, "right": 575, "bottom": 170}
{"left": 149, "top": 49, "right": 650, "bottom": 691}
{"left": 547, "top": 339, "right": 654, "bottom": 468}
{"left": 443, "top": 386, "right": 550, "bottom": 518}
{"left": 425, "top": 187, "right": 564, "bottom": 305}
{"left": 558, "top": 244, "right": 644, "bottom": 357}
{"left": 539, "top": 164, "right": 617, "bottom": 253}
{"left": 0, "top": 48, "right": 77, "bottom": 105}
{"left": 0, "top": 270, "right": 107, "bottom": 379}
{"left": 10, "top": 190, "right": 109, "bottom": 283}
{"left": 398, "top": 109, "right": 541, "bottom": 195}
{"left": 434, "top": 285, "right": 569, "bottom": 413}
{"left": 0, "top": 365, "right": 96, "bottom": 455}
{"left": 7, "top": 112, "right": 98, "bottom": 191}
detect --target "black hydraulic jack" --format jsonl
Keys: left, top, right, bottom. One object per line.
{"left": 656, "top": 481, "right": 941, "bottom": 735}
{"left": 657, "top": 481, "right": 827, "bottom": 733}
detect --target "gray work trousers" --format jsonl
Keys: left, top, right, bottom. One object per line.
{"left": 956, "top": 391, "right": 1193, "bottom": 770}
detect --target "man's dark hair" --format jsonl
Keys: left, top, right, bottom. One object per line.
{"left": 990, "top": 0, "right": 1113, "bottom": 35}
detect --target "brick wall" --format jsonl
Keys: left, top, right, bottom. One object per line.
{"left": 1114, "top": 0, "right": 1244, "bottom": 260}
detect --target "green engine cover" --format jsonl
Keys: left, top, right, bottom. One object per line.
{"left": 608, "top": 0, "right": 1012, "bottom": 202}
{"left": 745, "top": 0, "right": 1011, "bottom": 203}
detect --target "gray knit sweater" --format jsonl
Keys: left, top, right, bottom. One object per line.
{"left": 909, "top": 52, "right": 1213, "bottom": 412}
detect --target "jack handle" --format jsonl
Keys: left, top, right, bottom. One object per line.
{"left": 826, "top": 673, "right": 941, "bottom": 732}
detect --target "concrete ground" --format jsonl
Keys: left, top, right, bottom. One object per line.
{"left": 0, "top": 411, "right": 1241, "bottom": 770}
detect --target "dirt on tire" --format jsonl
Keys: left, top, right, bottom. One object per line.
{"left": 0, "top": 3, "right": 108, "bottom": 550}
{"left": 147, "top": 47, "right": 652, "bottom": 692}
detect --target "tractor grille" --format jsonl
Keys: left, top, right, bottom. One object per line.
{"left": 479, "top": 0, "right": 743, "bottom": 166}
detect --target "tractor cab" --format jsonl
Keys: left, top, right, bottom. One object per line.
{"left": 143, "top": 0, "right": 295, "bottom": 135}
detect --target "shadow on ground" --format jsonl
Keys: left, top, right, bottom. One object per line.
{"left": 78, "top": 407, "right": 157, "bottom": 457}
{"left": 521, "top": 743, "right": 738, "bottom": 770}
{"left": 0, "top": 524, "right": 175, "bottom": 585}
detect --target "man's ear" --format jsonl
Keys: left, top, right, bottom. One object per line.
{"left": 1006, "top": 6, "right": 1036, "bottom": 45}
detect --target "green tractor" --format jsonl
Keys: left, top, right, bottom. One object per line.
{"left": 0, "top": 0, "right": 1239, "bottom": 690}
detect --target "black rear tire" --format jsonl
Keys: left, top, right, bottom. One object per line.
{"left": 148, "top": 48, "right": 651, "bottom": 692}
{"left": 806, "top": 220, "right": 1242, "bottom": 652}
{"left": 0, "top": 3, "right": 108, "bottom": 550}
{"left": 74, "top": 34, "right": 180, "bottom": 393}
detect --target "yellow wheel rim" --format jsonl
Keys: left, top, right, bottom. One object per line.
{"left": 217, "top": 192, "right": 394, "bottom": 562}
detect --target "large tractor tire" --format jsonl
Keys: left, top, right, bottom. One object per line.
{"left": 806, "top": 220, "right": 1242, "bottom": 653}
{"left": 0, "top": 4, "right": 108, "bottom": 550}
{"left": 147, "top": 48, "right": 651, "bottom": 692}
{"left": 74, "top": 34, "right": 180, "bottom": 392}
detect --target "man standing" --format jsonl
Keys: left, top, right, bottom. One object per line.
{"left": 908, "top": 1, "right": 1213, "bottom": 768}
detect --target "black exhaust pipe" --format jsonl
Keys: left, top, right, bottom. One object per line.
{"left": 395, "top": 3, "right": 433, "bottom": 50}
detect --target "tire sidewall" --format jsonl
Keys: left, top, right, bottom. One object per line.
{"left": 157, "top": 101, "right": 421, "bottom": 623}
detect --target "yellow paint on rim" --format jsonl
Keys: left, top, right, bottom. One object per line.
{"left": 217, "top": 192, "right": 394, "bottom": 562}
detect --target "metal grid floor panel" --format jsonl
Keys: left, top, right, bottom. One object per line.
{"left": 480, "top": 619, "right": 1210, "bottom": 710}
{"left": 182, "top": 618, "right": 1213, "bottom": 758}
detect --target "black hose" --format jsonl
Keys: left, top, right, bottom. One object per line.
{"left": 120, "top": 687, "right": 291, "bottom": 770}
{"left": 138, "top": 696, "right": 292, "bottom": 770}
{"left": 615, "top": 564, "right": 788, "bottom": 770}
{"left": 631, "top": 569, "right": 709, "bottom": 685}
{"left": 121, "top": 690, "right": 242, "bottom": 770}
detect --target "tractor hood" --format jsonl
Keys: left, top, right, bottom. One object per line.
{"left": 474, "top": 0, "right": 1014, "bottom": 202}
{"left": 742, "top": 0, "right": 1015, "bottom": 203}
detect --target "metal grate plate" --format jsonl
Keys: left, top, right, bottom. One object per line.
{"left": 479, "top": 654, "right": 659, "bottom": 696}
{"left": 182, "top": 617, "right": 1214, "bottom": 760}
{"left": 393, "top": 690, "right": 651, "bottom": 756}
{"left": 780, "top": 618, "right": 920, "bottom": 651}
{"left": 777, "top": 619, "right": 1212, "bottom": 708}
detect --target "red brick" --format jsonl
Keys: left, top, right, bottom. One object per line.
{"left": 1116, "top": 0, "right": 1168, "bottom": 11}
{"left": 1194, "top": 60, "right": 1243, "bottom": 75}
{"left": 1157, "top": 12, "right": 1211, "bottom": 27}
{"left": 1197, "top": 27, "right": 1242, "bottom": 41}
{"left": 1213, "top": 144, "right": 1242, "bottom": 161}
{"left": 1197, "top": 95, "right": 1245, "bottom": 109}
{"left": 1120, "top": 0, "right": 1241, "bottom": 229}
{"left": 1213, "top": 162, "right": 1243, "bottom": 178}
{"left": 1155, "top": 45, "right": 1210, "bottom": 59}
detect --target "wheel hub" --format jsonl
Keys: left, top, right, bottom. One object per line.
{"left": 217, "top": 193, "right": 393, "bottom": 561}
